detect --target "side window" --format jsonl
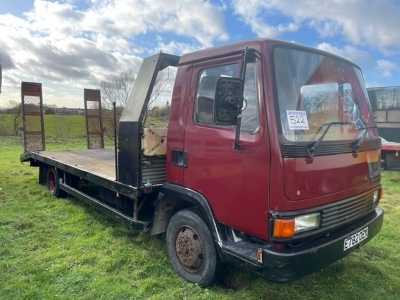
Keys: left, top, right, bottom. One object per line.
{"left": 241, "top": 62, "right": 259, "bottom": 132}
{"left": 194, "top": 64, "right": 238, "bottom": 126}
{"left": 193, "top": 62, "right": 259, "bottom": 132}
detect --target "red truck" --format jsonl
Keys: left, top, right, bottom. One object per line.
{"left": 20, "top": 38, "right": 384, "bottom": 287}
{"left": 381, "top": 137, "right": 400, "bottom": 170}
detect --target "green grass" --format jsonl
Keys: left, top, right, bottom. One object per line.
{"left": 1, "top": 137, "right": 400, "bottom": 299}
{"left": 0, "top": 114, "right": 167, "bottom": 139}
{"left": 43, "top": 114, "right": 86, "bottom": 138}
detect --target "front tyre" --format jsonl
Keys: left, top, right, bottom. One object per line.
{"left": 166, "top": 209, "right": 221, "bottom": 287}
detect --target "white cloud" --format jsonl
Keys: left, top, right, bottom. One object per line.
{"left": 0, "top": 0, "right": 228, "bottom": 107}
{"left": 376, "top": 60, "right": 399, "bottom": 78}
{"left": 1, "top": 0, "right": 399, "bottom": 108}
{"left": 231, "top": 0, "right": 299, "bottom": 37}
{"left": 79, "top": 0, "right": 228, "bottom": 47}
{"left": 232, "top": 0, "right": 400, "bottom": 53}
{"left": 153, "top": 38, "right": 202, "bottom": 56}
{"left": 317, "top": 43, "right": 399, "bottom": 84}
{"left": 316, "top": 43, "right": 375, "bottom": 68}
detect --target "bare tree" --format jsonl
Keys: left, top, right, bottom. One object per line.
{"left": 8, "top": 100, "right": 22, "bottom": 136}
{"left": 100, "top": 68, "right": 170, "bottom": 110}
{"left": 100, "top": 67, "right": 172, "bottom": 138}
{"left": 143, "top": 70, "right": 174, "bottom": 125}
{"left": 148, "top": 71, "right": 168, "bottom": 108}
{"left": 100, "top": 69, "right": 135, "bottom": 140}
{"left": 100, "top": 69, "right": 135, "bottom": 110}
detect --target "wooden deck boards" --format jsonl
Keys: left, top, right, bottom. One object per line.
{"left": 38, "top": 148, "right": 117, "bottom": 181}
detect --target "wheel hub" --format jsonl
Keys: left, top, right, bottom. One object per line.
{"left": 175, "top": 226, "right": 204, "bottom": 272}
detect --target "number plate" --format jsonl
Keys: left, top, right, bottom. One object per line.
{"left": 344, "top": 227, "right": 368, "bottom": 251}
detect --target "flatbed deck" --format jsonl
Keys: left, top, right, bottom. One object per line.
{"left": 21, "top": 148, "right": 142, "bottom": 198}
{"left": 30, "top": 148, "right": 117, "bottom": 181}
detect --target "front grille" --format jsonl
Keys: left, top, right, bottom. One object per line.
{"left": 280, "top": 138, "right": 381, "bottom": 158}
{"left": 320, "top": 190, "right": 377, "bottom": 229}
{"left": 269, "top": 188, "right": 380, "bottom": 243}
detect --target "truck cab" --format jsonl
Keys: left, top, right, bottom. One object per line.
{"left": 161, "top": 39, "right": 383, "bottom": 284}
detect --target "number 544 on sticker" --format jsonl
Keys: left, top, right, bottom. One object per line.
{"left": 286, "top": 110, "right": 309, "bottom": 130}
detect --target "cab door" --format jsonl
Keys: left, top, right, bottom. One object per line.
{"left": 182, "top": 55, "right": 271, "bottom": 239}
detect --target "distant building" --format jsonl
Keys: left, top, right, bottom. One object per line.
{"left": 367, "top": 86, "right": 400, "bottom": 142}
{"left": 54, "top": 107, "right": 85, "bottom": 115}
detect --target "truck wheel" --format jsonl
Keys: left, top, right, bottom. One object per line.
{"left": 47, "top": 167, "right": 65, "bottom": 197}
{"left": 166, "top": 209, "right": 221, "bottom": 287}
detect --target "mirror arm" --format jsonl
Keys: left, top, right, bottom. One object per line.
{"left": 233, "top": 47, "right": 249, "bottom": 149}
{"left": 233, "top": 115, "right": 242, "bottom": 149}
{"left": 233, "top": 97, "right": 244, "bottom": 149}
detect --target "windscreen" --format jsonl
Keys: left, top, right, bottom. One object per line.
{"left": 274, "top": 47, "right": 377, "bottom": 142}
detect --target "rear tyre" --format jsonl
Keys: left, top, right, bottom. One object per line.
{"left": 47, "top": 167, "right": 65, "bottom": 198}
{"left": 166, "top": 209, "right": 221, "bottom": 287}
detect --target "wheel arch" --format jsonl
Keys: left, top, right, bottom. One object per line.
{"left": 166, "top": 208, "right": 222, "bottom": 287}
{"left": 151, "top": 182, "right": 223, "bottom": 246}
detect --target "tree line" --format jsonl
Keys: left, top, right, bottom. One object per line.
{"left": 0, "top": 67, "right": 172, "bottom": 137}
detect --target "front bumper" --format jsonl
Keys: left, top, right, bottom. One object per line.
{"left": 221, "top": 207, "right": 384, "bottom": 282}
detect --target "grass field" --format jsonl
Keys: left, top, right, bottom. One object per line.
{"left": 0, "top": 113, "right": 167, "bottom": 139}
{"left": 1, "top": 136, "right": 400, "bottom": 299}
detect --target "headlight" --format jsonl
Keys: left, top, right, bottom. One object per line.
{"left": 273, "top": 212, "right": 320, "bottom": 238}
{"left": 294, "top": 213, "right": 320, "bottom": 233}
{"left": 372, "top": 190, "right": 379, "bottom": 203}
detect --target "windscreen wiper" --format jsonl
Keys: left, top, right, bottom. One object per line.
{"left": 352, "top": 126, "right": 377, "bottom": 154}
{"left": 352, "top": 127, "right": 367, "bottom": 154}
{"left": 307, "top": 121, "right": 349, "bottom": 158}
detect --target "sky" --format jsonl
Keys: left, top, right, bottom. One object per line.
{"left": 1, "top": 0, "right": 400, "bottom": 109}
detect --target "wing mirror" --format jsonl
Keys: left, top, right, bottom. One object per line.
{"left": 213, "top": 77, "right": 243, "bottom": 125}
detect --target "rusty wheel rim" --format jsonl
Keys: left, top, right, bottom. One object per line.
{"left": 175, "top": 226, "right": 204, "bottom": 272}
{"left": 48, "top": 171, "right": 56, "bottom": 194}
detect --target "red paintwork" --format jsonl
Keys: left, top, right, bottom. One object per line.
{"left": 381, "top": 142, "right": 400, "bottom": 151}
{"left": 166, "top": 63, "right": 191, "bottom": 185}
{"left": 283, "top": 152, "right": 378, "bottom": 202}
{"left": 166, "top": 39, "right": 380, "bottom": 240}
{"left": 168, "top": 46, "right": 271, "bottom": 239}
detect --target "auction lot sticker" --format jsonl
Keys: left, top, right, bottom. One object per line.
{"left": 286, "top": 110, "right": 309, "bottom": 130}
